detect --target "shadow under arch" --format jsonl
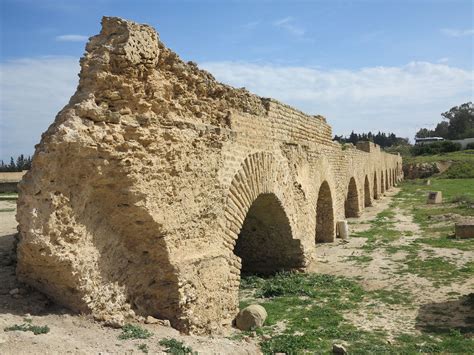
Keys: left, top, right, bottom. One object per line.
{"left": 364, "top": 175, "right": 371, "bottom": 207}
{"left": 373, "top": 171, "right": 379, "bottom": 199}
{"left": 381, "top": 170, "right": 385, "bottom": 193}
{"left": 235, "top": 193, "right": 305, "bottom": 275}
{"left": 315, "top": 181, "right": 335, "bottom": 243}
{"left": 345, "top": 177, "right": 360, "bottom": 217}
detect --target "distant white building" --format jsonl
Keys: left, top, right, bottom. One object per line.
{"left": 414, "top": 137, "right": 444, "bottom": 145}
{"left": 452, "top": 137, "right": 474, "bottom": 149}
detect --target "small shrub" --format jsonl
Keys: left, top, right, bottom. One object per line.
{"left": 411, "top": 141, "right": 462, "bottom": 156}
{"left": 4, "top": 322, "right": 50, "bottom": 335}
{"left": 159, "top": 338, "right": 194, "bottom": 354}
{"left": 442, "top": 161, "right": 474, "bottom": 178}
{"left": 450, "top": 194, "right": 474, "bottom": 204}
{"left": 137, "top": 343, "right": 149, "bottom": 353}
{"left": 118, "top": 324, "right": 152, "bottom": 340}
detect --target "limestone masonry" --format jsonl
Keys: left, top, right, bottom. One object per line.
{"left": 16, "top": 17, "right": 402, "bottom": 334}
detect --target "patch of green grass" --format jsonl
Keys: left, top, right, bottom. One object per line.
{"left": 441, "top": 161, "right": 474, "bottom": 179}
{"left": 369, "top": 289, "right": 413, "bottom": 305}
{"left": 395, "top": 330, "right": 473, "bottom": 353}
{"left": 137, "top": 343, "right": 149, "bottom": 353}
{"left": 404, "top": 149, "right": 474, "bottom": 165}
{"left": 4, "top": 321, "right": 50, "bottom": 335}
{"left": 345, "top": 255, "right": 373, "bottom": 264}
{"left": 420, "top": 235, "right": 474, "bottom": 251}
{"left": 398, "top": 255, "right": 474, "bottom": 286}
{"left": 118, "top": 324, "right": 152, "bottom": 340}
{"left": 240, "top": 272, "right": 473, "bottom": 353}
{"left": 159, "top": 338, "right": 194, "bottom": 354}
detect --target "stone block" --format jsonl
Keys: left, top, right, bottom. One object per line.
{"left": 427, "top": 191, "right": 442, "bottom": 204}
{"left": 455, "top": 221, "right": 474, "bottom": 239}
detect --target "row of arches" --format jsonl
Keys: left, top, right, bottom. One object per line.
{"left": 226, "top": 154, "right": 401, "bottom": 277}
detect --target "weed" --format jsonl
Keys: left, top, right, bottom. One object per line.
{"left": 118, "top": 324, "right": 152, "bottom": 340}
{"left": 4, "top": 322, "right": 50, "bottom": 335}
{"left": 159, "top": 338, "right": 194, "bottom": 354}
{"left": 137, "top": 343, "right": 149, "bottom": 353}
{"left": 345, "top": 255, "right": 373, "bottom": 264}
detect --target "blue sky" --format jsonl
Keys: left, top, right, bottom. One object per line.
{"left": 1, "top": 0, "right": 473, "bottom": 161}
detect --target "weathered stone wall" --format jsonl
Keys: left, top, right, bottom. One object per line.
{"left": 16, "top": 17, "right": 402, "bottom": 334}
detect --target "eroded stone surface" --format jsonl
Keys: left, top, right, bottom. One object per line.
{"left": 16, "top": 17, "right": 402, "bottom": 334}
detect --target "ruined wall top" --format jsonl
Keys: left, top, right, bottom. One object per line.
{"left": 68, "top": 17, "right": 333, "bottom": 142}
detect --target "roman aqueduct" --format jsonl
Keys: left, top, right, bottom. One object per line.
{"left": 16, "top": 17, "right": 402, "bottom": 334}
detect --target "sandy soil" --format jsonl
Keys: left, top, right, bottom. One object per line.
{"left": 0, "top": 201, "right": 259, "bottom": 354}
{"left": 1, "top": 188, "right": 473, "bottom": 353}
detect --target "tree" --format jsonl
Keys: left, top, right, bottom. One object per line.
{"left": 441, "top": 102, "right": 474, "bottom": 139}
{"left": 415, "top": 128, "right": 434, "bottom": 138}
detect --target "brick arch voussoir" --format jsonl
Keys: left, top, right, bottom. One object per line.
{"left": 222, "top": 152, "right": 298, "bottom": 266}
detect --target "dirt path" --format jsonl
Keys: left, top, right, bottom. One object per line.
{"left": 0, "top": 202, "right": 259, "bottom": 354}
{"left": 310, "top": 188, "right": 474, "bottom": 340}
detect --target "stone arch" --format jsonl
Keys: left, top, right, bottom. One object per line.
{"left": 345, "top": 177, "right": 360, "bottom": 217}
{"left": 315, "top": 181, "right": 335, "bottom": 243}
{"left": 234, "top": 193, "right": 304, "bottom": 275}
{"left": 380, "top": 171, "right": 385, "bottom": 193}
{"left": 373, "top": 171, "right": 379, "bottom": 199}
{"left": 222, "top": 152, "right": 305, "bottom": 276}
{"left": 364, "top": 175, "right": 371, "bottom": 207}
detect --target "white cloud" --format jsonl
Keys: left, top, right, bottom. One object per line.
{"left": 201, "top": 61, "right": 473, "bottom": 141}
{"left": 440, "top": 28, "right": 474, "bottom": 37}
{"left": 55, "top": 34, "right": 88, "bottom": 42}
{"left": 273, "top": 17, "right": 305, "bottom": 37}
{"left": 0, "top": 56, "right": 472, "bottom": 161}
{"left": 0, "top": 56, "right": 80, "bottom": 161}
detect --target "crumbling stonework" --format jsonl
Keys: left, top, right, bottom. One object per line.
{"left": 16, "top": 17, "right": 402, "bottom": 334}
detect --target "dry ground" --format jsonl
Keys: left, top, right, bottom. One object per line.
{"left": 311, "top": 188, "right": 473, "bottom": 342}
{"left": 1, "top": 184, "right": 473, "bottom": 353}
{"left": 0, "top": 200, "right": 258, "bottom": 354}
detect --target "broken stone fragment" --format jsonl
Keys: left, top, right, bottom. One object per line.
{"left": 103, "top": 314, "right": 125, "bottom": 328}
{"left": 235, "top": 304, "right": 267, "bottom": 331}
{"left": 455, "top": 220, "right": 474, "bottom": 239}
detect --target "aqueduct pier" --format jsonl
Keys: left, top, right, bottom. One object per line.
{"left": 16, "top": 17, "right": 402, "bottom": 334}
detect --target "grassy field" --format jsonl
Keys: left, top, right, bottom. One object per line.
{"left": 404, "top": 150, "right": 474, "bottom": 179}
{"left": 238, "top": 178, "right": 474, "bottom": 354}
{"left": 403, "top": 149, "right": 474, "bottom": 164}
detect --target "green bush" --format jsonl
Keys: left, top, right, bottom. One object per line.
{"left": 118, "top": 324, "right": 152, "bottom": 340}
{"left": 411, "top": 141, "right": 462, "bottom": 156}
{"left": 4, "top": 322, "right": 50, "bottom": 335}
{"left": 441, "top": 161, "right": 474, "bottom": 179}
{"left": 159, "top": 338, "right": 194, "bottom": 354}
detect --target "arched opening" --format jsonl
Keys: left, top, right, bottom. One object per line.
{"left": 345, "top": 177, "right": 360, "bottom": 218}
{"left": 385, "top": 170, "right": 389, "bottom": 190}
{"left": 381, "top": 171, "right": 385, "bottom": 193}
{"left": 315, "top": 181, "right": 335, "bottom": 243}
{"left": 364, "top": 175, "right": 371, "bottom": 207}
{"left": 234, "top": 193, "right": 304, "bottom": 275}
{"left": 373, "top": 172, "right": 378, "bottom": 199}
